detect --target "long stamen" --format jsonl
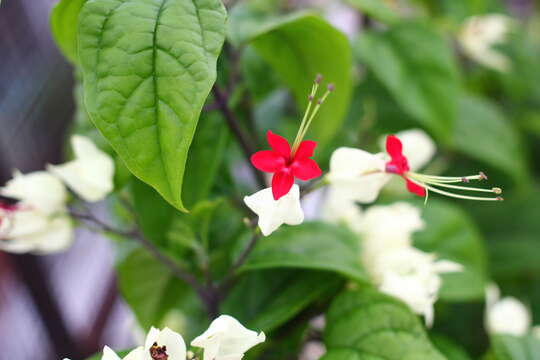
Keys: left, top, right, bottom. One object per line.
{"left": 424, "top": 181, "right": 502, "bottom": 194}
{"left": 298, "top": 84, "right": 333, "bottom": 143}
{"left": 292, "top": 75, "right": 322, "bottom": 154}
{"left": 407, "top": 177, "right": 503, "bottom": 201}
{"left": 408, "top": 172, "right": 486, "bottom": 183}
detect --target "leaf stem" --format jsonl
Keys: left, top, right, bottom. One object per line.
{"left": 212, "top": 85, "right": 266, "bottom": 189}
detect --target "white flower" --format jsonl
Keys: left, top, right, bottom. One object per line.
{"left": 485, "top": 283, "right": 531, "bottom": 336}
{"left": 358, "top": 202, "right": 425, "bottom": 271}
{"left": 244, "top": 184, "right": 304, "bottom": 236}
{"left": 191, "top": 315, "right": 265, "bottom": 360}
{"left": 143, "top": 327, "right": 186, "bottom": 360}
{"left": 458, "top": 14, "right": 514, "bottom": 72}
{"left": 1, "top": 170, "right": 66, "bottom": 214}
{"left": 370, "top": 247, "right": 462, "bottom": 326}
{"left": 321, "top": 187, "right": 363, "bottom": 233}
{"left": 48, "top": 135, "right": 114, "bottom": 202}
{"left": 327, "top": 129, "right": 435, "bottom": 204}
{"left": 102, "top": 346, "right": 144, "bottom": 360}
{"left": 0, "top": 171, "right": 73, "bottom": 254}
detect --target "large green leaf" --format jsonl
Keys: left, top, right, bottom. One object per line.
{"left": 356, "top": 21, "right": 459, "bottom": 142}
{"left": 489, "top": 335, "right": 540, "bottom": 360}
{"left": 322, "top": 288, "right": 445, "bottom": 360}
{"left": 222, "top": 269, "right": 342, "bottom": 332}
{"left": 239, "top": 222, "right": 368, "bottom": 282}
{"left": 345, "top": 0, "right": 399, "bottom": 24}
{"left": 455, "top": 94, "right": 528, "bottom": 184}
{"left": 229, "top": 7, "right": 353, "bottom": 147}
{"left": 431, "top": 334, "right": 473, "bottom": 360}
{"left": 117, "top": 249, "right": 207, "bottom": 340}
{"left": 78, "top": 0, "right": 227, "bottom": 211}
{"left": 414, "top": 199, "right": 488, "bottom": 301}
{"left": 50, "top": 0, "right": 87, "bottom": 64}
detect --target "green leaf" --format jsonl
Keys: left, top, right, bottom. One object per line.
{"left": 490, "top": 335, "right": 540, "bottom": 360}
{"left": 322, "top": 288, "right": 445, "bottom": 360}
{"left": 240, "top": 222, "right": 369, "bottom": 282}
{"left": 117, "top": 249, "right": 207, "bottom": 340}
{"left": 455, "top": 94, "right": 528, "bottom": 184}
{"left": 182, "top": 112, "right": 229, "bottom": 209}
{"left": 345, "top": 0, "right": 399, "bottom": 24}
{"left": 431, "top": 334, "right": 473, "bottom": 360}
{"left": 229, "top": 8, "right": 353, "bottom": 147}
{"left": 222, "top": 269, "right": 342, "bottom": 332}
{"left": 356, "top": 21, "right": 459, "bottom": 142}
{"left": 78, "top": 0, "right": 227, "bottom": 211}
{"left": 50, "top": 0, "right": 87, "bottom": 64}
{"left": 414, "top": 199, "right": 488, "bottom": 301}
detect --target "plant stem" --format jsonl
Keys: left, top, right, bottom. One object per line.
{"left": 212, "top": 85, "right": 266, "bottom": 189}
{"left": 218, "top": 231, "right": 261, "bottom": 294}
{"left": 69, "top": 209, "right": 210, "bottom": 307}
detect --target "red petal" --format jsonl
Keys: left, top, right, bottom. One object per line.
{"left": 267, "top": 131, "right": 291, "bottom": 159}
{"left": 405, "top": 177, "right": 426, "bottom": 197}
{"left": 271, "top": 170, "right": 295, "bottom": 200}
{"left": 292, "top": 158, "right": 322, "bottom": 181}
{"left": 294, "top": 140, "right": 317, "bottom": 159}
{"left": 386, "top": 135, "right": 404, "bottom": 160}
{"left": 251, "top": 151, "right": 286, "bottom": 173}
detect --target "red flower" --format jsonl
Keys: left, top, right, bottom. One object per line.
{"left": 384, "top": 135, "right": 426, "bottom": 197}
{"left": 251, "top": 131, "right": 322, "bottom": 200}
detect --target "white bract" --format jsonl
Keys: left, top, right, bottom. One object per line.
{"left": 191, "top": 315, "right": 266, "bottom": 360}
{"left": 0, "top": 171, "right": 73, "bottom": 254}
{"left": 244, "top": 184, "right": 304, "bottom": 236}
{"left": 143, "top": 327, "right": 186, "bottom": 360}
{"left": 371, "top": 247, "right": 463, "bottom": 327}
{"left": 327, "top": 129, "right": 435, "bottom": 204}
{"left": 102, "top": 346, "right": 145, "bottom": 360}
{"left": 48, "top": 135, "right": 114, "bottom": 202}
{"left": 485, "top": 284, "right": 531, "bottom": 336}
{"left": 321, "top": 187, "right": 363, "bottom": 233}
{"left": 458, "top": 14, "right": 514, "bottom": 72}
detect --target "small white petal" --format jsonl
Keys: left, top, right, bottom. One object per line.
{"left": 327, "top": 147, "right": 390, "bottom": 204}
{"left": 144, "top": 327, "right": 161, "bottom": 352}
{"left": 32, "top": 215, "right": 74, "bottom": 254}
{"left": 244, "top": 185, "right": 304, "bottom": 236}
{"left": 485, "top": 296, "right": 531, "bottom": 335}
{"left": 191, "top": 315, "right": 265, "bottom": 360}
{"left": 393, "top": 129, "right": 436, "bottom": 171}
{"left": 1, "top": 170, "right": 66, "bottom": 214}
{"left": 123, "top": 347, "right": 144, "bottom": 360}
{"left": 143, "top": 327, "right": 186, "bottom": 360}
{"left": 322, "top": 187, "right": 363, "bottom": 233}
{"left": 48, "top": 135, "right": 114, "bottom": 202}
{"left": 102, "top": 346, "right": 122, "bottom": 360}
{"left": 433, "top": 260, "right": 464, "bottom": 274}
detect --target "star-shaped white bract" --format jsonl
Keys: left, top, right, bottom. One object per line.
{"left": 191, "top": 315, "right": 266, "bottom": 360}
{"left": 48, "top": 135, "right": 114, "bottom": 202}
{"left": 244, "top": 184, "right": 304, "bottom": 236}
{"left": 143, "top": 327, "right": 186, "bottom": 360}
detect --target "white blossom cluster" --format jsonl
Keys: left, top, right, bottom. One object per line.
{"left": 0, "top": 135, "right": 114, "bottom": 254}
{"left": 65, "top": 315, "right": 265, "bottom": 360}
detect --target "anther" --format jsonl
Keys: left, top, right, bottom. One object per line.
{"left": 461, "top": 177, "right": 470, "bottom": 183}
{"left": 317, "top": 99, "right": 322, "bottom": 105}
{"left": 308, "top": 95, "right": 314, "bottom": 102}
{"left": 479, "top": 171, "right": 488, "bottom": 180}
{"left": 327, "top": 83, "right": 335, "bottom": 92}
{"left": 496, "top": 196, "right": 504, "bottom": 201}
{"left": 315, "top": 74, "right": 322, "bottom": 84}
{"left": 492, "top": 187, "right": 502, "bottom": 194}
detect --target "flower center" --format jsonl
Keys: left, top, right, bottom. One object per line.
{"left": 150, "top": 342, "right": 169, "bottom": 360}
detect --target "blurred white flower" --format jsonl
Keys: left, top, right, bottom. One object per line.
{"left": 191, "top": 315, "right": 266, "bottom": 360}
{"left": 458, "top": 14, "right": 514, "bottom": 72}
{"left": 244, "top": 184, "right": 304, "bottom": 236}
{"left": 102, "top": 345, "right": 144, "bottom": 360}
{"left": 144, "top": 327, "right": 186, "bottom": 360}
{"left": 485, "top": 283, "right": 531, "bottom": 336}
{"left": 0, "top": 171, "right": 73, "bottom": 254}
{"left": 48, "top": 135, "right": 114, "bottom": 202}
{"left": 321, "top": 187, "right": 363, "bottom": 233}
{"left": 359, "top": 202, "right": 425, "bottom": 268}
{"left": 370, "top": 247, "right": 462, "bottom": 327}
{"left": 327, "top": 129, "right": 435, "bottom": 204}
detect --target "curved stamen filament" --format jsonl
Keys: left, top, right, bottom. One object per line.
{"left": 408, "top": 172, "right": 485, "bottom": 183}
{"left": 407, "top": 177, "right": 503, "bottom": 201}
{"left": 408, "top": 176, "right": 502, "bottom": 194}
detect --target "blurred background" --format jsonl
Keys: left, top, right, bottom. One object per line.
{"left": 1, "top": 0, "right": 539, "bottom": 359}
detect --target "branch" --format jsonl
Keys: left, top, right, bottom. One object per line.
{"left": 212, "top": 85, "right": 266, "bottom": 189}
{"left": 69, "top": 209, "right": 209, "bottom": 302}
